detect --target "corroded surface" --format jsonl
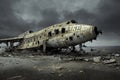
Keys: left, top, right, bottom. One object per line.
{"left": 18, "top": 20, "right": 97, "bottom": 49}
{"left": 0, "top": 20, "right": 100, "bottom": 52}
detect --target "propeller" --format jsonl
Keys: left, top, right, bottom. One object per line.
{"left": 99, "top": 30, "right": 102, "bottom": 35}
{"left": 94, "top": 27, "right": 102, "bottom": 35}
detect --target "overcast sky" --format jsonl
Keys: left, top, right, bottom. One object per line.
{"left": 0, "top": 0, "right": 120, "bottom": 46}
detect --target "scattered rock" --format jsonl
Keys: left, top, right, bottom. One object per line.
{"left": 103, "top": 59, "right": 116, "bottom": 64}
{"left": 93, "top": 56, "right": 101, "bottom": 63}
{"left": 114, "top": 54, "right": 120, "bottom": 57}
{"left": 79, "top": 70, "right": 84, "bottom": 73}
{"left": 56, "top": 66, "right": 64, "bottom": 71}
{"left": 29, "top": 56, "right": 34, "bottom": 58}
{"left": 58, "top": 73, "right": 63, "bottom": 77}
{"left": 103, "top": 56, "right": 111, "bottom": 60}
{"left": 91, "top": 48, "right": 94, "bottom": 51}
{"left": 113, "top": 63, "right": 120, "bottom": 67}
{"left": 73, "top": 57, "right": 84, "bottom": 61}
{"left": 68, "top": 69, "right": 72, "bottom": 72}
{"left": 84, "top": 58, "right": 89, "bottom": 62}
{"left": 7, "top": 75, "right": 22, "bottom": 80}
{"left": 8, "top": 54, "right": 12, "bottom": 57}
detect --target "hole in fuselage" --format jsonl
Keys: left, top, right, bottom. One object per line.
{"left": 69, "top": 36, "right": 73, "bottom": 41}
{"left": 66, "top": 38, "right": 68, "bottom": 40}
{"left": 67, "top": 22, "right": 70, "bottom": 24}
{"left": 77, "top": 35, "right": 79, "bottom": 38}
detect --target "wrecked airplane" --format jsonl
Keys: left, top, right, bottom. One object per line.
{"left": 0, "top": 20, "right": 102, "bottom": 53}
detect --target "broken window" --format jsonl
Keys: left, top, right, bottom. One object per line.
{"left": 48, "top": 32, "right": 52, "bottom": 37}
{"left": 54, "top": 29, "right": 59, "bottom": 34}
{"left": 69, "top": 36, "right": 73, "bottom": 41}
{"left": 61, "top": 28, "right": 65, "bottom": 33}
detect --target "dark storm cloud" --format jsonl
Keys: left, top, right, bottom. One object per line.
{"left": 96, "top": 0, "right": 120, "bottom": 35}
{"left": 62, "top": 9, "right": 97, "bottom": 25}
{"left": 0, "top": 0, "right": 99, "bottom": 37}
{"left": 0, "top": 0, "right": 120, "bottom": 45}
{"left": 0, "top": 0, "right": 30, "bottom": 38}
{"left": 61, "top": 0, "right": 120, "bottom": 46}
{"left": 37, "top": 8, "right": 60, "bottom": 28}
{"left": 62, "top": 0, "right": 120, "bottom": 35}
{"left": 13, "top": 0, "right": 100, "bottom": 28}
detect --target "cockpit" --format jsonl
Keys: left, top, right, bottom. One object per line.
{"left": 66, "top": 20, "right": 77, "bottom": 24}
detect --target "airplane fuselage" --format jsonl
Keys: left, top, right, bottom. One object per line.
{"left": 0, "top": 20, "right": 101, "bottom": 52}
{"left": 17, "top": 20, "right": 99, "bottom": 51}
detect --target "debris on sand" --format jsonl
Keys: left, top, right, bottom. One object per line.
{"left": 114, "top": 54, "right": 120, "bottom": 57}
{"left": 113, "top": 63, "right": 120, "bottom": 67}
{"left": 103, "top": 59, "right": 116, "bottom": 64}
{"left": 90, "top": 48, "right": 94, "bottom": 51}
{"left": 60, "top": 56, "right": 84, "bottom": 61}
{"left": 84, "top": 58, "right": 89, "bottom": 62}
{"left": 103, "top": 56, "right": 111, "bottom": 60}
{"left": 93, "top": 56, "right": 101, "bottom": 63}
{"left": 7, "top": 75, "right": 23, "bottom": 80}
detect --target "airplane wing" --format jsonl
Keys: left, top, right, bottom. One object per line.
{"left": 0, "top": 37, "right": 23, "bottom": 43}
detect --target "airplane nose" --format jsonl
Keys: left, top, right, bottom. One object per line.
{"left": 94, "top": 27, "right": 99, "bottom": 35}
{"left": 94, "top": 26, "right": 102, "bottom": 35}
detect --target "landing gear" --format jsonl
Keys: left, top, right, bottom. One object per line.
{"left": 43, "top": 40, "right": 47, "bottom": 54}
{"left": 71, "top": 46, "right": 76, "bottom": 52}
{"left": 79, "top": 44, "right": 86, "bottom": 54}
{"left": 79, "top": 44, "right": 83, "bottom": 52}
